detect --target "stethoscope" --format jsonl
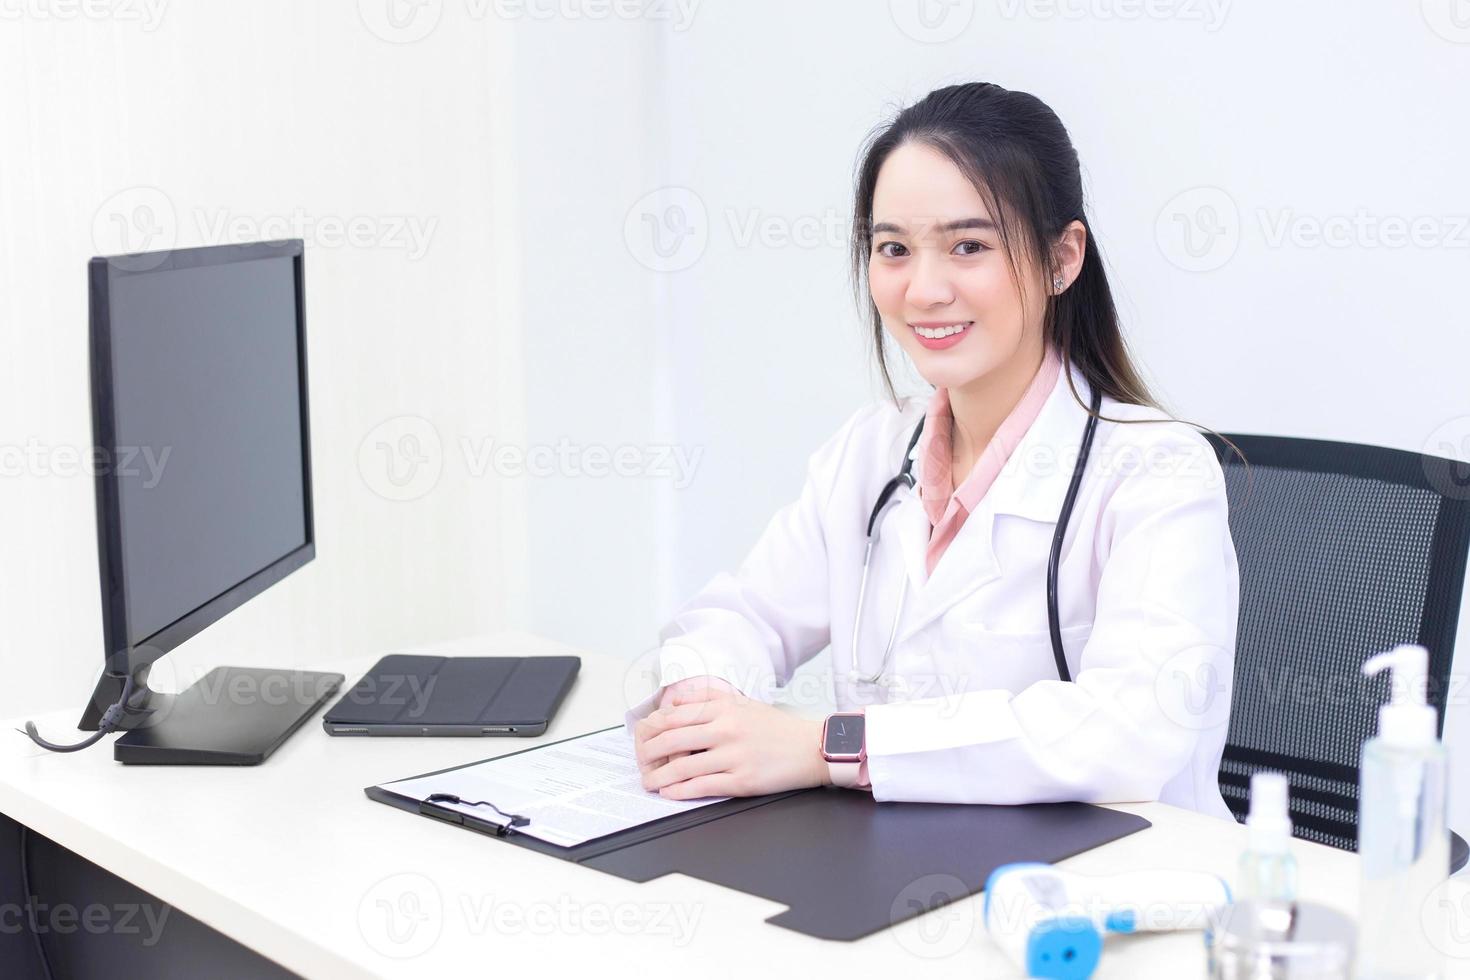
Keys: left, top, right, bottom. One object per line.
{"left": 850, "top": 386, "right": 1103, "bottom": 687}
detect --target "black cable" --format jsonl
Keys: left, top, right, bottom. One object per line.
{"left": 19, "top": 673, "right": 136, "bottom": 753}
{"left": 19, "top": 825, "right": 55, "bottom": 980}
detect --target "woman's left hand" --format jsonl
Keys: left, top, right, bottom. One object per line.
{"left": 634, "top": 693, "right": 830, "bottom": 800}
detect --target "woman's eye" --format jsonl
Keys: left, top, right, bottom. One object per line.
{"left": 875, "top": 241, "right": 908, "bottom": 258}
{"left": 954, "top": 239, "right": 988, "bottom": 256}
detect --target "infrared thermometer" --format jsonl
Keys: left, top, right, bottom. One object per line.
{"left": 982, "top": 863, "right": 1232, "bottom": 979}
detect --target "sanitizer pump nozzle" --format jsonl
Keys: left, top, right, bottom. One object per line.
{"left": 1360, "top": 643, "right": 1436, "bottom": 747}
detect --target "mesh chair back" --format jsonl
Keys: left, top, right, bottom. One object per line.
{"left": 1204, "top": 433, "right": 1470, "bottom": 851}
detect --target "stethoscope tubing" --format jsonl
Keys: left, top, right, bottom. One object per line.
{"left": 852, "top": 385, "right": 1103, "bottom": 687}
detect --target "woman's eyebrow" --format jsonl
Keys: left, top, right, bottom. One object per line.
{"left": 871, "top": 217, "right": 997, "bottom": 235}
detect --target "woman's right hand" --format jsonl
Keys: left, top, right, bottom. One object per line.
{"left": 637, "top": 674, "right": 740, "bottom": 773}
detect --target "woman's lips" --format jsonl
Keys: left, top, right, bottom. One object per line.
{"left": 909, "top": 320, "right": 973, "bottom": 351}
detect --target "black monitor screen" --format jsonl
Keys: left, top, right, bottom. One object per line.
{"left": 102, "top": 252, "right": 308, "bottom": 646}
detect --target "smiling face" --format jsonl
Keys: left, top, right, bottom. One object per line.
{"left": 867, "top": 141, "right": 1051, "bottom": 395}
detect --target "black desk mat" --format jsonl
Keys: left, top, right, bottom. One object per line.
{"left": 373, "top": 777, "right": 1150, "bottom": 942}
{"left": 579, "top": 788, "right": 1150, "bottom": 941}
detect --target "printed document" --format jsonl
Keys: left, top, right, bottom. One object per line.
{"left": 379, "top": 727, "right": 730, "bottom": 847}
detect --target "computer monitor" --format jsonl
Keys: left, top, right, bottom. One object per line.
{"left": 78, "top": 240, "right": 342, "bottom": 764}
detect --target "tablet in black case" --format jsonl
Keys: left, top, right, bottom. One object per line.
{"left": 323, "top": 654, "right": 580, "bottom": 736}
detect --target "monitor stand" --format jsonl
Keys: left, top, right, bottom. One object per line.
{"left": 99, "top": 666, "right": 344, "bottom": 765}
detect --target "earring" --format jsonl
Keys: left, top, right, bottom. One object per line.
{"left": 1052, "top": 274, "right": 1065, "bottom": 293}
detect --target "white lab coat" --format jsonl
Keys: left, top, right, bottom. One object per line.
{"left": 625, "top": 360, "right": 1240, "bottom": 820}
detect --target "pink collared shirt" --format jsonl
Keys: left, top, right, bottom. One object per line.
{"left": 916, "top": 345, "right": 1063, "bottom": 579}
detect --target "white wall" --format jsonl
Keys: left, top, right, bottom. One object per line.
{"left": 0, "top": 4, "right": 525, "bottom": 720}
{"left": 510, "top": 16, "right": 671, "bottom": 665}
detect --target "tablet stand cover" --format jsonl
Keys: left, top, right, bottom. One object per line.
{"left": 366, "top": 728, "right": 1152, "bottom": 941}
{"left": 325, "top": 654, "right": 579, "bottom": 730}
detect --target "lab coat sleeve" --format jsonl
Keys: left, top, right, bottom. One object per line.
{"left": 863, "top": 427, "right": 1238, "bottom": 806}
{"left": 623, "top": 406, "right": 877, "bottom": 734}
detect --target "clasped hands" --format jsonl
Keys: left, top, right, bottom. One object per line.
{"left": 632, "top": 674, "right": 830, "bottom": 799}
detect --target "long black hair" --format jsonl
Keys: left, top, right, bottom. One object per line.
{"left": 850, "top": 81, "right": 1239, "bottom": 467}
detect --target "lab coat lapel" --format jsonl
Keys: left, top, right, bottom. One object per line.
{"left": 890, "top": 481, "right": 941, "bottom": 595}
{"left": 889, "top": 362, "right": 1095, "bottom": 647}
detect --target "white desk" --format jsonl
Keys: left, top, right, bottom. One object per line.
{"left": 0, "top": 632, "right": 1368, "bottom": 979}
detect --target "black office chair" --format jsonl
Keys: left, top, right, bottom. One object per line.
{"left": 1204, "top": 432, "right": 1470, "bottom": 874}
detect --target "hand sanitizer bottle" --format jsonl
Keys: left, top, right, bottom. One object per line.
{"left": 1238, "top": 771, "right": 1298, "bottom": 902}
{"left": 1358, "top": 643, "right": 1449, "bottom": 980}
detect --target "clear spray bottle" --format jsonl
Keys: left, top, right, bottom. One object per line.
{"left": 1357, "top": 643, "right": 1448, "bottom": 980}
{"left": 1238, "top": 770, "right": 1298, "bottom": 903}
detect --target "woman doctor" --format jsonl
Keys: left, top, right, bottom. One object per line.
{"left": 626, "top": 82, "right": 1241, "bottom": 821}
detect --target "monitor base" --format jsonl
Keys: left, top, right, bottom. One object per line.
{"left": 112, "top": 666, "right": 344, "bottom": 765}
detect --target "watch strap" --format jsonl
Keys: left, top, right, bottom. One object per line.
{"left": 827, "top": 759, "right": 862, "bottom": 788}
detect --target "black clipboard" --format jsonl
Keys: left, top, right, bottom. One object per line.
{"left": 365, "top": 725, "right": 1153, "bottom": 941}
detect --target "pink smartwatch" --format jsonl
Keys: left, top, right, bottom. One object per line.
{"left": 820, "top": 712, "right": 866, "bottom": 788}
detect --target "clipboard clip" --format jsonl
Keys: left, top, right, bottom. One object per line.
{"left": 422, "top": 793, "right": 530, "bottom": 838}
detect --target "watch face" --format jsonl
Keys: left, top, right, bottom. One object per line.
{"left": 824, "top": 714, "right": 865, "bottom": 756}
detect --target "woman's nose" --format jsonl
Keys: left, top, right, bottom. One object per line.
{"left": 904, "top": 254, "right": 955, "bottom": 308}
